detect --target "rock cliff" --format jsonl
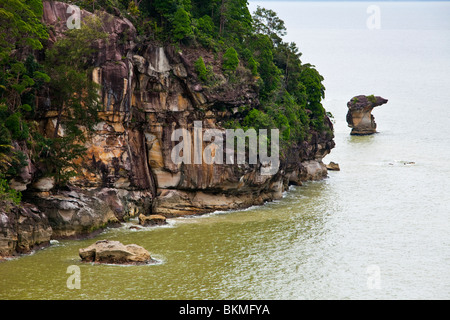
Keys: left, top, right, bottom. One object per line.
{"left": 0, "top": 1, "right": 335, "bottom": 258}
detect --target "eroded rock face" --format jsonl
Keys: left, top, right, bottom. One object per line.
{"left": 346, "top": 95, "right": 388, "bottom": 135}
{"left": 79, "top": 240, "right": 153, "bottom": 264}
{"left": 30, "top": 188, "right": 151, "bottom": 238}
{"left": 3, "top": 1, "right": 336, "bottom": 254}
{"left": 0, "top": 203, "right": 52, "bottom": 258}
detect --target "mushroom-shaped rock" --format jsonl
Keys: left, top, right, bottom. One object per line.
{"left": 79, "top": 240, "right": 153, "bottom": 264}
{"left": 346, "top": 95, "right": 388, "bottom": 135}
{"left": 138, "top": 214, "right": 167, "bottom": 226}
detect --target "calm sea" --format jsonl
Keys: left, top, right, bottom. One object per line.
{"left": 0, "top": 1, "right": 449, "bottom": 300}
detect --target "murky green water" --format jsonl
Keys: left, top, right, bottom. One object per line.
{"left": 1, "top": 148, "right": 448, "bottom": 299}
{"left": 1, "top": 1, "right": 450, "bottom": 300}
{"left": 0, "top": 183, "right": 336, "bottom": 299}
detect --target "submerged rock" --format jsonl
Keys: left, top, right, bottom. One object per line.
{"left": 326, "top": 162, "right": 340, "bottom": 171}
{"left": 346, "top": 95, "right": 388, "bottom": 135}
{"left": 138, "top": 214, "right": 167, "bottom": 226}
{"left": 79, "top": 240, "right": 154, "bottom": 264}
{"left": 128, "top": 225, "right": 142, "bottom": 230}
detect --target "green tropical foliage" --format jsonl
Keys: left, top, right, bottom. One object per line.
{"left": 172, "top": 7, "right": 194, "bottom": 42}
{"left": 222, "top": 47, "right": 239, "bottom": 72}
{"left": 0, "top": 0, "right": 332, "bottom": 205}
{"left": 194, "top": 56, "right": 208, "bottom": 82}
{"left": 0, "top": 0, "right": 49, "bottom": 203}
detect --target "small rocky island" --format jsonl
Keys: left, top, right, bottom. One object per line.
{"left": 79, "top": 240, "right": 155, "bottom": 265}
{"left": 346, "top": 95, "right": 388, "bottom": 135}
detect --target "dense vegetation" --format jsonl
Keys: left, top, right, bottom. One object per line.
{"left": 119, "top": 0, "right": 329, "bottom": 145}
{"left": 0, "top": 0, "right": 106, "bottom": 203}
{"left": 69, "top": 1, "right": 329, "bottom": 137}
{"left": 1, "top": 0, "right": 48, "bottom": 204}
{"left": 0, "top": 0, "right": 331, "bottom": 203}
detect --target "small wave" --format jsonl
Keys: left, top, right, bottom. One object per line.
{"left": 386, "top": 160, "right": 417, "bottom": 166}
{"left": 175, "top": 188, "right": 297, "bottom": 222}
{"left": 116, "top": 220, "right": 177, "bottom": 232}
{"left": 83, "top": 258, "right": 164, "bottom": 267}
{"left": 0, "top": 256, "right": 19, "bottom": 262}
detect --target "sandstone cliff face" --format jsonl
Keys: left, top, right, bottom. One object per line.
{"left": 0, "top": 1, "right": 335, "bottom": 257}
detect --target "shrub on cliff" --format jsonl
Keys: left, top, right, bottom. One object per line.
{"left": 222, "top": 47, "right": 239, "bottom": 72}
{"left": 194, "top": 56, "right": 208, "bottom": 82}
{"left": 172, "top": 7, "right": 193, "bottom": 42}
{"left": 0, "top": 177, "right": 21, "bottom": 206}
{"left": 193, "top": 15, "right": 216, "bottom": 48}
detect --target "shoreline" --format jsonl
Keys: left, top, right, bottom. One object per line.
{"left": 0, "top": 171, "right": 332, "bottom": 262}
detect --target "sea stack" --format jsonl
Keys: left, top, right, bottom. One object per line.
{"left": 346, "top": 95, "right": 388, "bottom": 135}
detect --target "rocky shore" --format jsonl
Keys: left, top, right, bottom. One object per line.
{"left": 0, "top": 1, "right": 335, "bottom": 258}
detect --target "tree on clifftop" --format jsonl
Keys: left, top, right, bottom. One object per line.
{"left": 252, "top": 6, "right": 287, "bottom": 46}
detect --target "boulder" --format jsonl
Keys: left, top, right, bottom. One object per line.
{"left": 299, "top": 160, "right": 328, "bottom": 181}
{"left": 326, "top": 162, "right": 340, "bottom": 171}
{"left": 138, "top": 214, "right": 167, "bottom": 226}
{"left": 346, "top": 95, "right": 388, "bottom": 135}
{"left": 79, "top": 240, "right": 153, "bottom": 264}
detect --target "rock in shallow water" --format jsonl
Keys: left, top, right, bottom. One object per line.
{"left": 138, "top": 214, "right": 167, "bottom": 226}
{"left": 79, "top": 240, "right": 154, "bottom": 264}
{"left": 326, "top": 162, "right": 340, "bottom": 171}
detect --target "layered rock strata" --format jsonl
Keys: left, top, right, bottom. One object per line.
{"left": 0, "top": 203, "right": 52, "bottom": 258}
{"left": 0, "top": 1, "right": 335, "bottom": 258}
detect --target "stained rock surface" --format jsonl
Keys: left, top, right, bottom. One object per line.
{"left": 1, "top": 1, "right": 336, "bottom": 257}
